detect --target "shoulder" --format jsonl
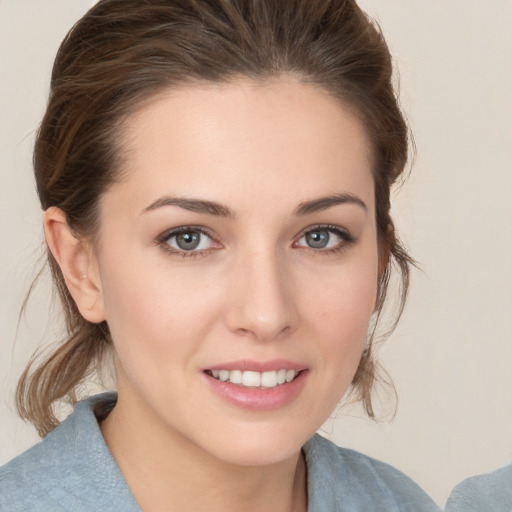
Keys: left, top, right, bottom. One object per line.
{"left": 0, "top": 393, "right": 139, "bottom": 512}
{"left": 445, "top": 464, "right": 512, "bottom": 512}
{"left": 0, "top": 406, "right": 83, "bottom": 511}
{"left": 304, "top": 434, "right": 440, "bottom": 512}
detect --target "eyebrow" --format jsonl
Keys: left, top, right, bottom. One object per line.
{"left": 141, "top": 196, "right": 236, "bottom": 218}
{"left": 141, "top": 192, "right": 367, "bottom": 218}
{"left": 293, "top": 193, "right": 367, "bottom": 215}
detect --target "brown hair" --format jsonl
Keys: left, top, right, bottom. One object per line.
{"left": 17, "top": 0, "right": 413, "bottom": 436}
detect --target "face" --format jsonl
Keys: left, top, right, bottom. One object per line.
{"left": 92, "top": 77, "right": 379, "bottom": 466}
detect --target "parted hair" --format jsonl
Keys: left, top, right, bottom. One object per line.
{"left": 17, "top": 0, "right": 413, "bottom": 436}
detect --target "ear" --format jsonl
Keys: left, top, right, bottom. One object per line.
{"left": 43, "top": 207, "right": 106, "bottom": 324}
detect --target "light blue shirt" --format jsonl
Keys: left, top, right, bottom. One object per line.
{"left": 445, "top": 464, "right": 512, "bottom": 512}
{"left": 0, "top": 393, "right": 440, "bottom": 511}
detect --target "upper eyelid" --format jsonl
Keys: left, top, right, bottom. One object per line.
{"left": 294, "top": 224, "right": 351, "bottom": 238}
{"left": 158, "top": 225, "right": 216, "bottom": 241}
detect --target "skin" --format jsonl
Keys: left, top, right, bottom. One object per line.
{"left": 45, "top": 77, "right": 380, "bottom": 511}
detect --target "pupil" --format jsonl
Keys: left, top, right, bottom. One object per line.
{"left": 306, "top": 230, "right": 329, "bottom": 248}
{"left": 176, "top": 231, "right": 200, "bottom": 250}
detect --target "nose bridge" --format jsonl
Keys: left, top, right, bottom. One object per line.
{"left": 226, "top": 242, "right": 295, "bottom": 341}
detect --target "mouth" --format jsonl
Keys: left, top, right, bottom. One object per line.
{"left": 203, "top": 362, "right": 308, "bottom": 411}
{"left": 204, "top": 369, "right": 302, "bottom": 389}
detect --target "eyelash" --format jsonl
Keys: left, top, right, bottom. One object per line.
{"left": 156, "top": 226, "right": 220, "bottom": 259}
{"left": 156, "top": 224, "right": 355, "bottom": 258}
{"left": 293, "top": 224, "right": 355, "bottom": 255}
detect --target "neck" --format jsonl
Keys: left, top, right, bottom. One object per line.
{"left": 100, "top": 391, "right": 307, "bottom": 512}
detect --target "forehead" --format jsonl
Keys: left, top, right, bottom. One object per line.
{"left": 109, "top": 77, "right": 374, "bottom": 216}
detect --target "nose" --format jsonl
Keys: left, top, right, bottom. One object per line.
{"left": 224, "top": 248, "right": 297, "bottom": 342}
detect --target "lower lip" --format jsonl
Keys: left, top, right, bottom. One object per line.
{"left": 203, "top": 370, "right": 308, "bottom": 411}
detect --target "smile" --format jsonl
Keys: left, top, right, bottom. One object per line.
{"left": 205, "top": 369, "right": 299, "bottom": 389}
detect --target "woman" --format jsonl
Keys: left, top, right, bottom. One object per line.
{"left": 0, "top": 1, "right": 440, "bottom": 510}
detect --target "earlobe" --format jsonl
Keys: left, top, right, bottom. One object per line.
{"left": 43, "top": 207, "right": 106, "bottom": 324}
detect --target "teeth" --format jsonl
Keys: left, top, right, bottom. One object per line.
{"left": 285, "top": 369, "right": 296, "bottom": 383}
{"left": 208, "top": 369, "right": 299, "bottom": 388}
{"left": 261, "top": 370, "right": 277, "bottom": 388}
{"left": 242, "top": 371, "right": 260, "bottom": 387}
{"left": 230, "top": 370, "right": 242, "bottom": 384}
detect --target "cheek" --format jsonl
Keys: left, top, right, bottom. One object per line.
{"left": 307, "top": 255, "right": 378, "bottom": 334}
{"left": 317, "top": 285, "right": 375, "bottom": 365}
{"left": 302, "top": 252, "right": 379, "bottom": 370}
{"left": 98, "top": 253, "right": 222, "bottom": 372}
{"left": 292, "top": 257, "right": 378, "bottom": 423}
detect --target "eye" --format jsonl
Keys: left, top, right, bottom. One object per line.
{"left": 294, "top": 225, "right": 354, "bottom": 251}
{"left": 158, "top": 226, "right": 219, "bottom": 255}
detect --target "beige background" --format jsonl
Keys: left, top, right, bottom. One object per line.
{"left": 1, "top": 1, "right": 511, "bottom": 507}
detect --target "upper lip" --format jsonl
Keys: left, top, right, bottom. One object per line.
{"left": 203, "top": 359, "right": 307, "bottom": 372}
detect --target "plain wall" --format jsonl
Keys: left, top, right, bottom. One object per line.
{"left": 1, "top": 1, "right": 511, "bottom": 507}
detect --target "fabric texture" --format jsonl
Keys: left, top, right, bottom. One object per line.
{"left": 1, "top": 393, "right": 440, "bottom": 511}
{"left": 444, "top": 464, "right": 512, "bottom": 512}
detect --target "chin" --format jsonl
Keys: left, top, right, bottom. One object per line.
{"left": 196, "top": 422, "right": 312, "bottom": 467}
